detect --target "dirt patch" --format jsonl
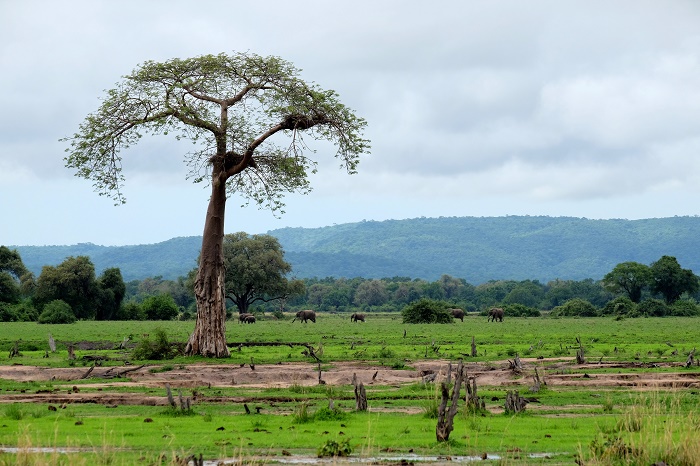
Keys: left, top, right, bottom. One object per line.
{"left": 0, "top": 359, "right": 697, "bottom": 407}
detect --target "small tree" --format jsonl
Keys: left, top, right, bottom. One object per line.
{"left": 401, "top": 299, "right": 453, "bottom": 324}
{"left": 220, "top": 232, "right": 304, "bottom": 315}
{"left": 141, "top": 294, "right": 179, "bottom": 320}
{"left": 37, "top": 300, "right": 76, "bottom": 324}
{"left": 63, "top": 52, "right": 369, "bottom": 357}
{"left": 603, "top": 262, "right": 651, "bottom": 303}
{"left": 649, "top": 256, "right": 699, "bottom": 304}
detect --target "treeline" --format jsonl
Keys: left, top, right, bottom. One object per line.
{"left": 2, "top": 244, "right": 699, "bottom": 323}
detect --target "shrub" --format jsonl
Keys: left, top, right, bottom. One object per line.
{"left": 503, "top": 303, "right": 541, "bottom": 317}
{"left": 601, "top": 296, "right": 638, "bottom": 316}
{"left": 132, "top": 328, "right": 176, "bottom": 360}
{"left": 115, "top": 302, "right": 146, "bottom": 321}
{"left": 638, "top": 298, "right": 669, "bottom": 317}
{"left": 141, "top": 294, "right": 179, "bottom": 320}
{"left": 669, "top": 300, "right": 699, "bottom": 316}
{"left": 550, "top": 298, "right": 598, "bottom": 317}
{"left": 317, "top": 438, "right": 352, "bottom": 458}
{"left": 314, "top": 406, "right": 346, "bottom": 421}
{"left": 37, "top": 300, "right": 76, "bottom": 324}
{"left": 401, "top": 299, "right": 453, "bottom": 324}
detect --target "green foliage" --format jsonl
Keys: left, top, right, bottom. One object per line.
{"left": 221, "top": 232, "right": 303, "bottom": 315}
{"left": 550, "top": 298, "right": 598, "bottom": 317}
{"left": 317, "top": 438, "right": 352, "bottom": 458}
{"left": 141, "top": 294, "right": 179, "bottom": 320}
{"left": 313, "top": 406, "right": 347, "bottom": 421}
{"left": 132, "top": 328, "right": 177, "bottom": 360}
{"left": 115, "top": 301, "right": 147, "bottom": 321}
{"left": 37, "top": 300, "right": 76, "bottom": 324}
{"left": 601, "top": 296, "right": 638, "bottom": 317}
{"left": 502, "top": 303, "right": 540, "bottom": 317}
{"left": 603, "top": 261, "right": 651, "bottom": 303}
{"left": 637, "top": 298, "right": 669, "bottom": 317}
{"left": 649, "top": 256, "right": 699, "bottom": 304}
{"left": 669, "top": 300, "right": 699, "bottom": 316}
{"left": 34, "top": 256, "right": 98, "bottom": 320}
{"left": 401, "top": 299, "right": 453, "bottom": 324}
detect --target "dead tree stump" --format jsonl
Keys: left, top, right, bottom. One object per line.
{"left": 48, "top": 334, "right": 56, "bottom": 352}
{"left": 686, "top": 348, "right": 696, "bottom": 368}
{"left": 9, "top": 341, "right": 21, "bottom": 358}
{"left": 575, "top": 337, "right": 585, "bottom": 364}
{"left": 465, "top": 376, "right": 485, "bottom": 412}
{"left": 504, "top": 390, "right": 528, "bottom": 414}
{"left": 436, "top": 360, "right": 466, "bottom": 442}
{"left": 471, "top": 336, "right": 477, "bottom": 357}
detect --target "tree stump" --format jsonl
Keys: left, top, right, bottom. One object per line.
{"left": 575, "top": 337, "right": 585, "bottom": 364}
{"left": 465, "top": 376, "right": 485, "bottom": 412}
{"left": 48, "top": 333, "right": 56, "bottom": 352}
{"left": 504, "top": 390, "right": 527, "bottom": 414}
{"left": 354, "top": 382, "right": 367, "bottom": 411}
{"left": 471, "top": 336, "right": 477, "bottom": 357}
{"left": 686, "top": 348, "right": 696, "bottom": 368}
{"left": 436, "top": 360, "right": 466, "bottom": 442}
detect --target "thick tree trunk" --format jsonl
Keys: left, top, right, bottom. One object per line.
{"left": 185, "top": 178, "right": 230, "bottom": 358}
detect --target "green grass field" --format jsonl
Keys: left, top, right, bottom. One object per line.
{"left": 0, "top": 315, "right": 698, "bottom": 465}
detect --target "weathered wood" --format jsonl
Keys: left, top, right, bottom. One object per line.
{"left": 81, "top": 366, "right": 95, "bottom": 379}
{"left": 436, "top": 360, "right": 465, "bottom": 442}
{"left": 352, "top": 373, "right": 367, "bottom": 411}
{"left": 576, "top": 337, "right": 585, "bottom": 364}
{"left": 686, "top": 348, "right": 696, "bottom": 368}
{"left": 165, "top": 384, "right": 176, "bottom": 408}
{"left": 67, "top": 344, "right": 75, "bottom": 361}
{"left": 48, "top": 334, "right": 56, "bottom": 352}
{"left": 471, "top": 336, "right": 477, "bottom": 357}
{"left": 505, "top": 390, "right": 528, "bottom": 414}
{"left": 465, "top": 376, "right": 485, "bottom": 412}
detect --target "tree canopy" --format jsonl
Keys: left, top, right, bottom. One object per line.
{"left": 62, "top": 52, "right": 370, "bottom": 357}
{"left": 220, "top": 232, "right": 304, "bottom": 315}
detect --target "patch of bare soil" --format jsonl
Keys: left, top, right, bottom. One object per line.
{"left": 0, "top": 359, "right": 697, "bottom": 408}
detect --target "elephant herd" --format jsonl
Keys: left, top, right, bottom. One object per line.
{"left": 237, "top": 308, "right": 504, "bottom": 323}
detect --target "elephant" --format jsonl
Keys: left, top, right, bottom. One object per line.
{"left": 292, "top": 309, "right": 316, "bottom": 323}
{"left": 238, "top": 313, "right": 253, "bottom": 324}
{"left": 244, "top": 315, "right": 256, "bottom": 324}
{"left": 350, "top": 313, "right": 366, "bottom": 322}
{"left": 488, "top": 307, "right": 504, "bottom": 322}
{"left": 450, "top": 308, "right": 465, "bottom": 322}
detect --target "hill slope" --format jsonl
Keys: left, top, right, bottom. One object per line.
{"left": 10, "top": 216, "right": 700, "bottom": 283}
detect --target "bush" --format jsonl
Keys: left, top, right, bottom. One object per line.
{"left": 401, "top": 299, "right": 453, "bottom": 324}
{"left": 669, "top": 300, "right": 699, "bottom": 316}
{"left": 317, "top": 438, "right": 352, "bottom": 458}
{"left": 114, "top": 302, "right": 146, "bottom": 321}
{"left": 132, "top": 328, "right": 176, "bottom": 360}
{"left": 141, "top": 294, "right": 179, "bottom": 320}
{"left": 601, "top": 296, "right": 637, "bottom": 317}
{"left": 638, "top": 298, "right": 669, "bottom": 317}
{"left": 37, "top": 300, "right": 76, "bottom": 324}
{"left": 550, "top": 298, "right": 598, "bottom": 317}
{"left": 502, "top": 303, "right": 541, "bottom": 317}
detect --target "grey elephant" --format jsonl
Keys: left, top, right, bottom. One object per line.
{"left": 450, "top": 308, "right": 465, "bottom": 322}
{"left": 244, "top": 315, "right": 256, "bottom": 324}
{"left": 292, "top": 309, "right": 316, "bottom": 323}
{"left": 488, "top": 307, "right": 504, "bottom": 322}
{"left": 350, "top": 313, "right": 366, "bottom": 322}
{"left": 238, "top": 313, "right": 253, "bottom": 324}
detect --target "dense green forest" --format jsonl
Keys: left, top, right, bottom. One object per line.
{"left": 10, "top": 215, "right": 700, "bottom": 283}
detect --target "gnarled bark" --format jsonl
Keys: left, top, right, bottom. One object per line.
{"left": 185, "top": 178, "right": 230, "bottom": 358}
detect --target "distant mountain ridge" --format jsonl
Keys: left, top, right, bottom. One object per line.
{"left": 10, "top": 216, "right": 700, "bottom": 284}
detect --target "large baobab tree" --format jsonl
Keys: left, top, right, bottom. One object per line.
{"left": 63, "top": 52, "right": 370, "bottom": 357}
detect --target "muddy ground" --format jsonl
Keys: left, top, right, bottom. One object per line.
{"left": 0, "top": 358, "right": 697, "bottom": 408}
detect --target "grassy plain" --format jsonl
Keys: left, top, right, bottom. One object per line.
{"left": 0, "top": 315, "right": 698, "bottom": 465}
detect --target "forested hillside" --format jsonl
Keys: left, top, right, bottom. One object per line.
{"left": 10, "top": 216, "right": 700, "bottom": 283}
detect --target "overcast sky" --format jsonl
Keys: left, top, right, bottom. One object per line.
{"left": 2, "top": 1, "right": 700, "bottom": 247}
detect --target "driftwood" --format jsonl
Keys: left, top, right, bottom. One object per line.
{"left": 226, "top": 341, "right": 322, "bottom": 362}
{"left": 436, "top": 360, "right": 466, "bottom": 442}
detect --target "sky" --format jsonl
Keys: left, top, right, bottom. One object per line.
{"left": 2, "top": 1, "right": 700, "bottom": 247}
